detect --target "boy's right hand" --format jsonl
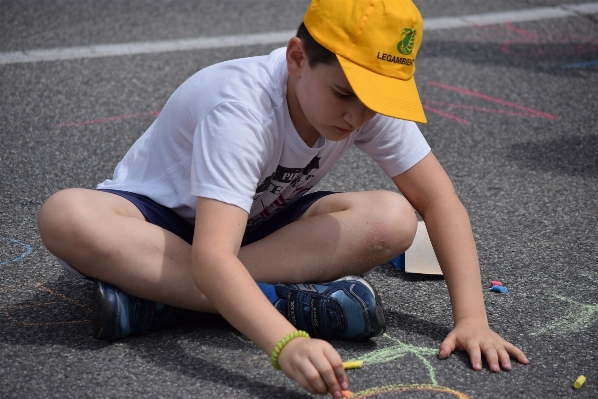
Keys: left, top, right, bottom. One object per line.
{"left": 277, "top": 337, "right": 349, "bottom": 398}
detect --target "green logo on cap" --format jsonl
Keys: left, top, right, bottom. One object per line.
{"left": 397, "top": 28, "right": 416, "bottom": 55}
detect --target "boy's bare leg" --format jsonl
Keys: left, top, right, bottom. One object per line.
{"left": 38, "top": 188, "right": 416, "bottom": 311}
{"left": 240, "top": 190, "right": 417, "bottom": 283}
{"left": 38, "top": 189, "right": 216, "bottom": 311}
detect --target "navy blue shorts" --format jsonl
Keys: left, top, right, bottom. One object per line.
{"left": 98, "top": 189, "right": 336, "bottom": 246}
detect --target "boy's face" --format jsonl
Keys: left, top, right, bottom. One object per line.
{"left": 287, "top": 40, "right": 377, "bottom": 145}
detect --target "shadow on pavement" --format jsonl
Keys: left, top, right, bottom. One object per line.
{"left": 385, "top": 310, "right": 451, "bottom": 342}
{"left": 374, "top": 262, "right": 445, "bottom": 282}
{"left": 0, "top": 276, "right": 312, "bottom": 398}
{"left": 507, "top": 134, "right": 598, "bottom": 177}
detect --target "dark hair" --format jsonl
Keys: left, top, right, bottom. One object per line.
{"left": 296, "top": 22, "right": 338, "bottom": 67}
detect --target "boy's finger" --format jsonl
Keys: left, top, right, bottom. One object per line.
{"left": 466, "top": 345, "right": 483, "bottom": 371}
{"left": 299, "top": 362, "right": 329, "bottom": 395}
{"left": 438, "top": 336, "right": 456, "bottom": 359}
{"left": 293, "top": 372, "right": 319, "bottom": 396}
{"left": 337, "top": 373, "right": 349, "bottom": 391}
{"left": 323, "top": 345, "right": 349, "bottom": 390}
{"left": 317, "top": 347, "right": 347, "bottom": 395}
{"left": 480, "top": 342, "right": 500, "bottom": 373}
{"left": 319, "top": 367, "right": 343, "bottom": 398}
{"left": 496, "top": 346, "right": 512, "bottom": 371}
{"left": 308, "top": 358, "right": 339, "bottom": 396}
{"left": 517, "top": 351, "right": 530, "bottom": 364}
{"left": 517, "top": 352, "right": 530, "bottom": 365}
{"left": 504, "top": 342, "right": 529, "bottom": 365}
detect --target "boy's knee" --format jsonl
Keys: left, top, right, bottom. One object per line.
{"left": 38, "top": 188, "right": 93, "bottom": 254}
{"left": 362, "top": 191, "right": 417, "bottom": 254}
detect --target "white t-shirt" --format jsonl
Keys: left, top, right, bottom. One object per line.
{"left": 98, "top": 47, "right": 431, "bottom": 229}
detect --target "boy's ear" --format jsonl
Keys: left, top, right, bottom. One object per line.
{"left": 286, "top": 37, "right": 307, "bottom": 78}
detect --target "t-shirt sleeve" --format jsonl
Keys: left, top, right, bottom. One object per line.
{"left": 354, "top": 115, "right": 431, "bottom": 177}
{"left": 190, "top": 102, "right": 271, "bottom": 213}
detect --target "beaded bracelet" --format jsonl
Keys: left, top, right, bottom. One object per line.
{"left": 270, "top": 330, "right": 310, "bottom": 370}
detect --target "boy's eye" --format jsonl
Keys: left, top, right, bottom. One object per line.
{"left": 334, "top": 90, "right": 353, "bottom": 100}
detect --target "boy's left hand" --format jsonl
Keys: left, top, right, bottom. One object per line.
{"left": 438, "top": 317, "right": 529, "bottom": 372}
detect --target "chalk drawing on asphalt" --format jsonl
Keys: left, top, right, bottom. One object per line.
{"left": 530, "top": 271, "right": 597, "bottom": 336}
{"left": 5, "top": 283, "right": 91, "bottom": 327}
{"left": 1, "top": 237, "right": 33, "bottom": 265}
{"left": 530, "top": 294, "right": 598, "bottom": 336}
{"left": 352, "top": 383, "right": 470, "bottom": 398}
{"left": 423, "top": 81, "right": 557, "bottom": 125}
{"left": 228, "top": 330, "right": 470, "bottom": 396}
{"left": 560, "top": 59, "right": 598, "bottom": 69}
{"left": 344, "top": 333, "right": 469, "bottom": 398}
{"left": 347, "top": 333, "right": 440, "bottom": 385}
{"left": 451, "top": 22, "right": 598, "bottom": 64}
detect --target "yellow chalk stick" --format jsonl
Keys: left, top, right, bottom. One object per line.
{"left": 341, "top": 389, "right": 353, "bottom": 398}
{"left": 343, "top": 360, "right": 363, "bottom": 370}
{"left": 573, "top": 375, "right": 586, "bottom": 389}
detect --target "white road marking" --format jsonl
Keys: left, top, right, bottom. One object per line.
{"left": 425, "top": 2, "right": 598, "bottom": 29}
{"left": 1, "top": 2, "right": 597, "bottom": 65}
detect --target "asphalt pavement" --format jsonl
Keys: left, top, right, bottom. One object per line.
{"left": 1, "top": 1, "right": 597, "bottom": 398}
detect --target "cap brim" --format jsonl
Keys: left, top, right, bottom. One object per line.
{"left": 337, "top": 55, "right": 427, "bottom": 123}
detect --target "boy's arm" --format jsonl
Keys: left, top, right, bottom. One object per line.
{"left": 192, "top": 197, "right": 349, "bottom": 397}
{"left": 392, "top": 152, "right": 528, "bottom": 372}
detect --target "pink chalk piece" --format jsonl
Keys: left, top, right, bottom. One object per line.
{"left": 490, "top": 280, "right": 503, "bottom": 287}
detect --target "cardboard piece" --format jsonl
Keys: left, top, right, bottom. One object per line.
{"left": 390, "top": 220, "right": 442, "bottom": 275}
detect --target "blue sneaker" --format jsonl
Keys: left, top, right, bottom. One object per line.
{"left": 92, "top": 280, "right": 185, "bottom": 340}
{"left": 273, "top": 276, "right": 386, "bottom": 340}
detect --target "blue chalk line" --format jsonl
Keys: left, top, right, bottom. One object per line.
{"left": 1, "top": 237, "right": 33, "bottom": 265}
{"left": 560, "top": 60, "right": 598, "bottom": 69}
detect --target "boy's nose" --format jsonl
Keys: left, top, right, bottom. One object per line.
{"left": 344, "top": 103, "right": 376, "bottom": 129}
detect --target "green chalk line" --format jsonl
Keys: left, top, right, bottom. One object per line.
{"left": 224, "top": 331, "right": 472, "bottom": 395}
{"left": 233, "top": 330, "right": 442, "bottom": 385}
{"left": 351, "top": 333, "right": 439, "bottom": 386}
{"left": 531, "top": 294, "right": 598, "bottom": 336}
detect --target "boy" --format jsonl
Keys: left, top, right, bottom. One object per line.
{"left": 38, "top": 0, "right": 529, "bottom": 397}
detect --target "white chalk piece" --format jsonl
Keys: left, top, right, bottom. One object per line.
{"left": 404, "top": 220, "right": 443, "bottom": 275}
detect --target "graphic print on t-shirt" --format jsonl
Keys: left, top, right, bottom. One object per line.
{"left": 247, "top": 156, "right": 321, "bottom": 229}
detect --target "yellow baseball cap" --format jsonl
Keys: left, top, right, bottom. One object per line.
{"left": 304, "top": 0, "right": 427, "bottom": 123}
